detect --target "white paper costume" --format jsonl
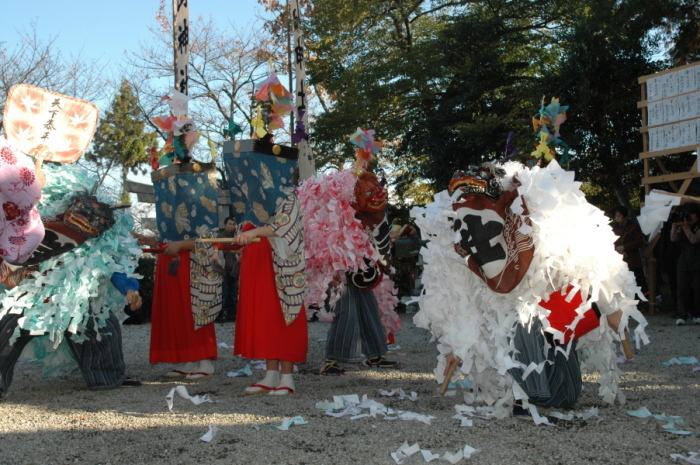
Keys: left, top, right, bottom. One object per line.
{"left": 411, "top": 160, "right": 648, "bottom": 416}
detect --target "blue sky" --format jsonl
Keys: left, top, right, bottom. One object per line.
{"left": 1, "top": 0, "right": 263, "bottom": 74}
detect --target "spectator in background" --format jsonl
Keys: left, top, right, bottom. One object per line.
{"left": 670, "top": 202, "right": 700, "bottom": 326}
{"left": 216, "top": 217, "right": 240, "bottom": 323}
{"left": 612, "top": 206, "right": 648, "bottom": 297}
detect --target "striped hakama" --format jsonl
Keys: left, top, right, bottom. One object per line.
{"left": 509, "top": 319, "right": 582, "bottom": 409}
{"left": 325, "top": 279, "right": 387, "bottom": 363}
{"left": 0, "top": 311, "right": 127, "bottom": 392}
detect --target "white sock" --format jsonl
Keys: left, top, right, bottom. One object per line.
{"left": 278, "top": 373, "right": 294, "bottom": 391}
{"left": 197, "top": 359, "right": 215, "bottom": 374}
{"left": 179, "top": 361, "right": 197, "bottom": 373}
{"left": 259, "top": 370, "right": 280, "bottom": 388}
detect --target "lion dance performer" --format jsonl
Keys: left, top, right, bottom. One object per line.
{"left": 298, "top": 128, "right": 401, "bottom": 376}
{"left": 412, "top": 160, "right": 647, "bottom": 419}
{"left": 0, "top": 85, "right": 142, "bottom": 394}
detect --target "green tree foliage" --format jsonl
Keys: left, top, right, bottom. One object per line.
{"left": 306, "top": 0, "right": 565, "bottom": 201}
{"left": 306, "top": 0, "right": 696, "bottom": 213}
{"left": 539, "top": 0, "right": 677, "bottom": 214}
{"left": 85, "top": 79, "right": 152, "bottom": 198}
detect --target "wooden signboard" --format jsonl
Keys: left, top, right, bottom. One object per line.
{"left": 638, "top": 61, "right": 700, "bottom": 195}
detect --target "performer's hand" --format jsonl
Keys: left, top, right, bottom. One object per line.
{"left": 233, "top": 230, "right": 257, "bottom": 245}
{"left": 126, "top": 290, "right": 142, "bottom": 311}
{"left": 615, "top": 245, "right": 624, "bottom": 254}
{"left": 133, "top": 233, "right": 157, "bottom": 247}
{"left": 329, "top": 273, "right": 341, "bottom": 287}
{"left": 606, "top": 309, "right": 622, "bottom": 333}
{"left": 444, "top": 352, "right": 461, "bottom": 376}
{"left": 163, "top": 241, "right": 184, "bottom": 255}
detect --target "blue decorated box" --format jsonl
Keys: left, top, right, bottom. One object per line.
{"left": 151, "top": 162, "right": 219, "bottom": 242}
{"left": 222, "top": 139, "right": 298, "bottom": 228}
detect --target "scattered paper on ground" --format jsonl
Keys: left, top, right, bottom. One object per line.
{"left": 253, "top": 416, "right": 308, "bottom": 431}
{"left": 662, "top": 357, "right": 699, "bottom": 367}
{"left": 165, "top": 385, "right": 213, "bottom": 412}
{"left": 200, "top": 424, "right": 230, "bottom": 442}
{"left": 379, "top": 388, "right": 418, "bottom": 401}
{"left": 317, "top": 394, "right": 435, "bottom": 425}
{"left": 391, "top": 441, "right": 479, "bottom": 464}
{"left": 628, "top": 407, "right": 694, "bottom": 435}
{"left": 671, "top": 452, "right": 700, "bottom": 464}
{"left": 227, "top": 363, "right": 253, "bottom": 377}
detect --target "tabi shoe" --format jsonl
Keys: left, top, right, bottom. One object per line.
{"left": 362, "top": 356, "right": 401, "bottom": 369}
{"left": 120, "top": 376, "right": 142, "bottom": 388}
{"left": 244, "top": 383, "right": 276, "bottom": 394}
{"left": 676, "top": 318, "right": 686, "bottom": 326}
{"left": 320, "top": 359, "right": 346, "bottom": 376}
{"left": 269, "top": 374, "right": 295, "bottom": 396}
{"left": 269, "top": 386, "right": 295, "bottom": 396}
{"left": 165, "top": 361, "right": 197, "bottom": 378}
{"left": 185, "top": 359, "right": 215, "bottom": 380}
{"left": 245, "top": 370, "right": 280, "bottom": 394}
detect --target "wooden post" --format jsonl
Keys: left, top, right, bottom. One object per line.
{"left": 173, "top": 0, "right": 190, "bottom": 104}
{"left": 290, "top": 0, "right": 316, "bottom": 180}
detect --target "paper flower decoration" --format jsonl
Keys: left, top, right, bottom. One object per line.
{"left": 251, "top": 106, "right": 267, "bottom": 139}
{"left": 349, "top": 127, "right": 383, "bottom": 170}
{"left": 223, "top": 120, "right": 243, "bottom": 139}
{"left": 251, "top": 72, "right": 294, "bottom": 138}
{"left": 151, "top": 90, "right": 201, "bottom": 167}
{"left": 530, "top": 97, "right": 571, "bottom": 164}
{"left": 254, "top": 72, "right": 295, "bottom": 116}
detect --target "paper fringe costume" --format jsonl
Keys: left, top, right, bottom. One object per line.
{"left": 0, "top": 163, "right": 139, "bottom": 374}
{"left": 297, "top": 167, "right": 401, "bottom": 336}
{"left": 411, "top": 160, "right": 647, "bottom": 411}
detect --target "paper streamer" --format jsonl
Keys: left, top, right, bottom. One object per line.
{"left": 165, "top": 385, "right": 213, "bottom": 412}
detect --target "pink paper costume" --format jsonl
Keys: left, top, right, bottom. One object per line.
{"left": 0, "top": 139, "right": 43, "bottom": 264}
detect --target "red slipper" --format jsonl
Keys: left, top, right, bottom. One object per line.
{"left": 244, "top": 383, "right": 275, "bottom": 395}
{"left": 268, "top": 386, "right": 295, "bottom": 396}
{"left": 185, "top": 371, "right": 213, "bottom": 380}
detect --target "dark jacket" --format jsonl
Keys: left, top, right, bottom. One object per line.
{"left": 613, "top": 220, "right": 645, "bottom": 270}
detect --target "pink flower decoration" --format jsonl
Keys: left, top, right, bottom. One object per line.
{"left": 0, "top": 146, "right": 17, "bottom": 165}
{"left": 8, "top": 236, "right": 27, "bottom": 246}
{"left": 19, "top": 167, "right": 35, "bottom": 186}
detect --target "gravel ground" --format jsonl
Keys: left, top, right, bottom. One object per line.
{"left": 0, "top": 312, "right": 698, "bottom": 465}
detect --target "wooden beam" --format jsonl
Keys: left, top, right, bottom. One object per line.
{"left": 643, "top": 170, "right": 700, "bottom": 185}
{"left": 639, "top": 144, "right": 699, "bottom": 159}
{"left": 124, "top": 180, "right": 155, "bottom": 195}
{"left": 653, "top": 158, "right": 680, "bottom": 192}
{"left": 678, "top": 160, "right": 699, "bottom": 195}
{"left": 136, "top": 193, "right": 156, "bottom": 203}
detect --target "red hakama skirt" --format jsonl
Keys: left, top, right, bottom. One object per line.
{"left": 233, "top": 235, "right": 308, "bottom": 363}
{"left": 150, "top": 249, "right": 218, "bottom": 364}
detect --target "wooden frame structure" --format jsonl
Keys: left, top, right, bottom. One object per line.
{"left": 637, "top": 61, "right": 700, "bottom": 313}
